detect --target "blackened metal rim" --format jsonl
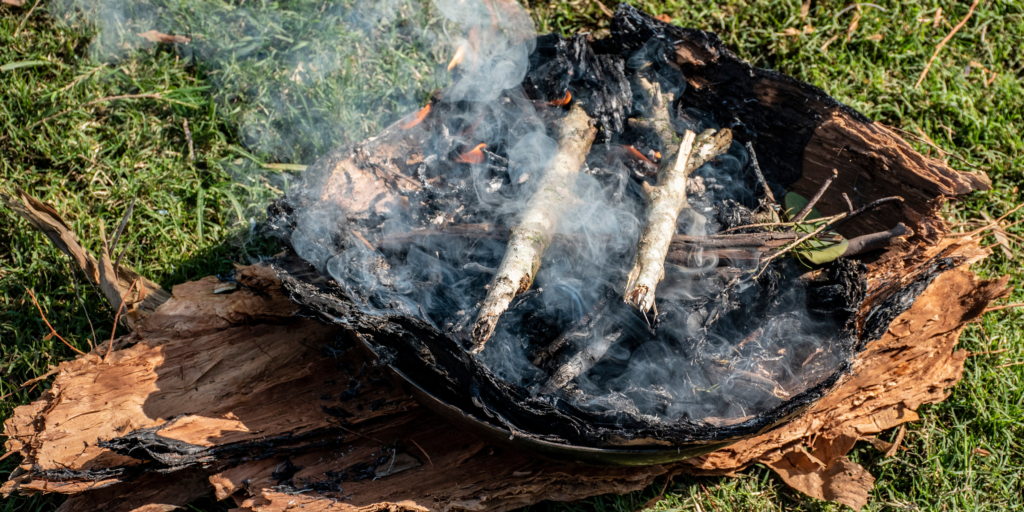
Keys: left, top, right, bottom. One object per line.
{"left": 383, "top": 361, "right": 736, "bottom": 466}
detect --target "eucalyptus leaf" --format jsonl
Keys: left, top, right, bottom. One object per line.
{"left": 784, "top": 191, "right": 822, "bottom": 221}
{"left": 796, "top": 238, "right": 849, "bottom": 265}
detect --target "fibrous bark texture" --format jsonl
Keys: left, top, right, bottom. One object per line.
{"left": 470, "top": 103, "right": 597, "bottom": 352}
{"left": 1, "top": 238, "right": 1003, "bottom": 512}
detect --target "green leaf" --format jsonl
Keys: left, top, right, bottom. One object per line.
{"left": 1, "top": 60, "right": 50, "bottom": 72}
{"left": 784, "top": 191, "right": 822, "bottom": 221}
{"left": 795, "top": 238, "right": 849, "bottom": 265}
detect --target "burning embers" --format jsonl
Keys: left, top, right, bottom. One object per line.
{"left": 272, "top": 5, "right": 909, "bottom": 442}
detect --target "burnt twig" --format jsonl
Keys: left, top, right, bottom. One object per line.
{"left": 625, "top": 128, "right": 732, "bottom": 313}
{"left": 830, "top": 196, "right": 904, "bottom": 229}
{"left": 843, "top": 223, "right": 913, "bottom": 256}
{"left": 470, "top": 104, "right": 597, "bottom": 353}
{"left": 792, "top": 169, "right": 838, "bottom": 222}
{"left": 745, "top": 141, "right": 777, "bottom": 205}
{"left": 532, "top": 291, "right": 612, "bottom": 369}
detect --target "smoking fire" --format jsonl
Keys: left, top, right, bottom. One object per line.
{"left": 276, "top": 2, "right": 907, "bottom": 436}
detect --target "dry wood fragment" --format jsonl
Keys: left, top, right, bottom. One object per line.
{"left": 470, "top": 103, "right": 597, "bottom": 352}
{"left": 1, "top": 187, "right": 169, "bottom": 329}
{"left": 136, "top": 30, "right": 191, "bottom": 44}
{"left": 624, "top": 128, "right": 732, "bottom": 313}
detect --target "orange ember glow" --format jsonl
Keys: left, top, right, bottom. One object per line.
{"left": 399, "top": 104, "right": 431, "bottom": 130}
{"left": 547, "top": 90, "right": 572, "bottom": 107}
{"left": 654, "top": 151, "right": 662, "bottom": 160}
{"left": 625, "top": 146, "right": 655, "bottom": 166}
{"left": 447, "top": 45, "right": 466, "bottom": 71}
{"left": 456, "top": 143, "right": 487, "bottom": 164}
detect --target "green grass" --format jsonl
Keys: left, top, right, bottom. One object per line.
{"left": 2, "top": 0, "right": 1023, "bottom": 510}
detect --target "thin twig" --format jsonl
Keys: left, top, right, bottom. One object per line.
{"left": 994, "top": 361, "right": 1024, "bottom": 370}
{"left": 842, "top": 193, "right": 855, "bottom": 214}
{"left": 793, "top": 169, "right": 838, "bottom": 222}
{"left": 351, "top": 229, "right": 375, "bottom": 251}
{"left": 410, "top": 439, "right": 434, "bottom": 468}
{"left": 755, "top": 220, "right": 834, "bottom": 278}
{"left": 183, "top": 119, "right": 195, "bottom": 162}
{"left": 104, "top": 279, "right": 139, "bottom": 363}
{"left": 985, "top": 303, "right": 1024, "bottom": 313}
{"left": 30, "top": 94, "right": 164, "bottom": 129}
{"left": 949, "top": 203, "right": 1024, "bottom": 239}
{"left": 700, "top": 483, "right": 722, "bottom": 512}
{"left": 830, "top": 196, "right": 904, "bottom": 229}
{"left": 745, "top": 141, "right": 776, "bottom": 204}
{"left": 25, "top": 288, "right": 85, "bottom": 356}
{"left": 14, "top": 0, "right": 43, "bottom": 37}
{"left": 968, "top": 348, "right": 1007, "bottom": 357}
{"left": 720, "top": 212, "right": 848, "bottom": 233}
{"left": 914, "top": 0, "right": 980, "bottom": 88}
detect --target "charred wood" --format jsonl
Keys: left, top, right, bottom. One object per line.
{"left": 471, "top": 104, "right": 598, "bottom": 353}
{"left": 624, "top": 128, "right": 733, "bottom": 312}
{"left": 843, "top": 223, "right": 913, "bottom": 257}
{"left": 792, "top": 169, "right": 838, "bottom": 222}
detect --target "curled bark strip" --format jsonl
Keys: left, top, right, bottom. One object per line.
{"left": 624, "top": 128, "right": 733, "bottom": 313}
{"left": 470, "top": 104, "right": 597, "bottom": 353}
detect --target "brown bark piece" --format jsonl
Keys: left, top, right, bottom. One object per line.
{"left": 794, "top": 113, "right": 983, "bottom": 241}
{"left": 211, "top": 413, "right": 677, "bottom": 512}
{"left": 54, "top": 470, "right": 212, "bottom": 512}
{"left": 1, "top": 236, "right": 1004, "bottom": 511}
{"left": 1, "top": 264, "right": 413, "bottom": 498}
{"left": 1, "top": 187, "right": 169, "bottom": 327}
{"left": 0, "top": 17, "right": 1004, "bottom": 510}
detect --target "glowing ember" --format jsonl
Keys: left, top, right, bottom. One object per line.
{"left": 547, "top": 90, "right": 572, "bottom": 107}
{"left": 456, "top": 143, "right": 487, "bottom": 164}
{"left": 447, "top": 45, "right": 466, "bottom": 71}
{"left": 625, "top": 145, "right": 655, "bottom": 166}
{"left": 399, "top": 104, "right": 431, "bottom": 130}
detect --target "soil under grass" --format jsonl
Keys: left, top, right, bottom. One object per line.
{"left": 1, "top": 1, "right": 1022, "bottom": 510}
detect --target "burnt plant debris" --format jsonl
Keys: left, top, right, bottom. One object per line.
{"left": 264, "top": 5, "right": 950, "bottom": 451}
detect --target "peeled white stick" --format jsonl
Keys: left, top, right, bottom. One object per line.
{"left": 470, "top": 104, "right": 597, "bottom": 353}
{"left": 624, "top": 127, "right": 733, "bottom": 313}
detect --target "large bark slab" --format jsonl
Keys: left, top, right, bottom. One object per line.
{"left": 2, "top": 235, "right": 1005, "bottom": 512}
